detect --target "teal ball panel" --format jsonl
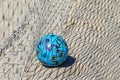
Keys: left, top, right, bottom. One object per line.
{"left": 36, "top": 34, "right": 68, "bottom": 67}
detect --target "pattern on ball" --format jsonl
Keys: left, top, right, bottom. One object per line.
{"left": 36, "top": 34, "right": 68, "bottom": 67}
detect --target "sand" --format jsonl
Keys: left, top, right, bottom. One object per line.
{"left": 0, "top": 0, "right": 120, "bottom": 80}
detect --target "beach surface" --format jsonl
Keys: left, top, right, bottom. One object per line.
{"left": 0, "top": 0, "right": 120, "bottom": 80}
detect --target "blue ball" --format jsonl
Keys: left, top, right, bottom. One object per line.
{"left": 36, "top": 34, "right": 68, "bottom": 67}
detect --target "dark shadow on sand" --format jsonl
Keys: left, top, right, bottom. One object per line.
{"left": 58, "top": 56, "right": 76, "bottom": 67}
{"left": 45, "top": 56, "right": 76, "bottom": 68}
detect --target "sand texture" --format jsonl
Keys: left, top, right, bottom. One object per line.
{"left": 0, "top": 0, "right": 120, "bottom": 80}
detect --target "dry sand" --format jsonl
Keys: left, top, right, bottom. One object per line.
{"left": 0, "top": 0, "right": 120, "bottom": 80}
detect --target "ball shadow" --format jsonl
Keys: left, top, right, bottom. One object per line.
{"left": 45, "top": 56, "right": 76, "bottom": 68}
{"left": 58, "top": 55, "right": 76, "bottom": 68}
{"left": 43, "top": 55, "right": 76, "bottom": 68}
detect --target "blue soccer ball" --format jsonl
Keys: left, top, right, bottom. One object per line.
{"left": 36, "top": 34, "right": 68, "bottom": 67}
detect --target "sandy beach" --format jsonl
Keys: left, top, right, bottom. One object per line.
{"left": 0, "top": 0, "right": 120, "bottom": 80}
